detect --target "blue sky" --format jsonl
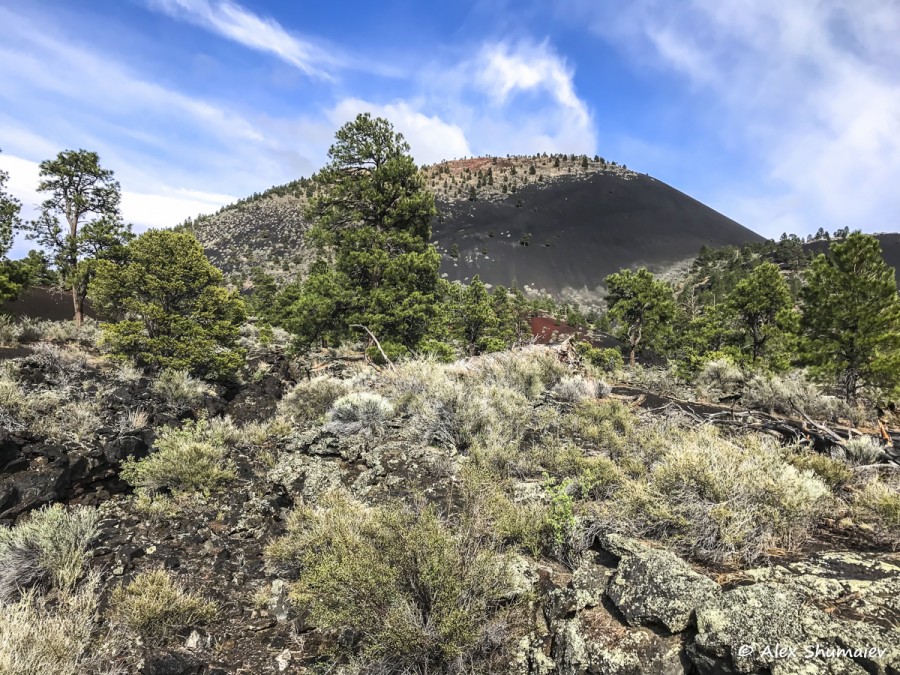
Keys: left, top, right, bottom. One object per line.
{"left": 2, "top": 0, "right": 899, "bottom": 256}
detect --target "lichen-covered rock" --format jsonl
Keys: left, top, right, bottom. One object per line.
{"left": 606, "top": 539, "right": 720, "bottom": 633}
{"left": 267, "top": 452, "right": 345, "bottom": 500}
{"left": 553, "top": 608, "right": 686, "bottom": 675}
{"left": 691, "top": 582, "right": 899, "bottom": 675}
{"left": 745, "top": 551, "right": 900, "bottom": 627}
{"left": 572, "top": 557, "right": 613, "bottom": 611}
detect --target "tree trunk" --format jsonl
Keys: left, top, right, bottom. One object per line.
{"left": 72, "top": 284, "right": 83, "bottom": 326}
{"left": 629, "top": 322, "right": 642, "bottom": 366}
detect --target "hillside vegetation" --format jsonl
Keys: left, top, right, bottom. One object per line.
{"left": 177, "top": 151, "right": 759, "bottom": 304}
{"left": 0, "top": 116, "right": 898, "bottom": 674}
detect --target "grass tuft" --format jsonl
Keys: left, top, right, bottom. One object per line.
{"left": 109, "top": 569, "right": 215, "bottom": 642}
{"left": 0, "top": 505, "right": 100, "bottom": 602}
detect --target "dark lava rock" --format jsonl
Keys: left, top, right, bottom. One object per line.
{"left": 0, "top": 429, "right": 25, "bottom": 469}
{"left": 224, "top": 373, "right": 284, "bottom": 424}
{"left": 142, "top": 649, "right": 203, "bottom": 675}
{"left": 0, "top": 466, "right": 70, "bottom": 520}
{"left": 103, "top": 430, "right": 153, "bottom": 464}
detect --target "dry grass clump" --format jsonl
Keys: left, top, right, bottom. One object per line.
{"left": 1, "top": 364, "right": 99, "bottom": 443}
{"left": 114, "top": 361, "right": 145, "bottom": 383}
{"left": 842, "top": 436, "right": 887, "bottom": 466}
{"left": 695, "top": 357, "right": 744, "bottom": 399}
{"left": 40, "top": 400, "right": 103, "bottom": 446}
{"left": 414, "top": 381, "right": 532, "bottom": 454}
{"left": 42, "top": 318, "right": 103, "bottom": 347}
{"left": 325, "top": 391, "right": 394, "bottom": 439}
{"left": 623, "top": 364, "right": 686, "bottom": 397}
{"left": 191, "top": 414, "right": 288, "bottom": 450}
{"left": 0, "top": 505, "right": 99, "bottom": 602}
{"left": 0, "top": 365, "right": 102, "bottom": 443}
{"left": 109, "top": 569, "right": 215, "bottom": 642}
{"left": 116, "top": 408, "right": 151, "bottom": 434}
{"left": 590, "top": 425, "right": 833, "bottom": 564}
{"left": 0, "top": 315, "right": 21, "bottom": 347}
{"left": 786, "top": 452, "right": 853, "bottom": 489}
{"left": 277, "top": 376, "right": 349, "bottom": 426}
{"left": 468, "top": 347, "right": 566, "bottom": 400}
{"left": 266, "top": 491, "right": 523, "bottom": 672}
{"left": 151, "top": 368, "right": 207, "bottom": 412}
{"left": 562, "top": 399, "right": 636, "bottom": 459}
{"left": 851, "top": 475, "right": 900, "bottom": 543}
{"left": 1, "top": 388, "right": 80, "bottom": 441}
{"left": 461, "top": 469, "right": 584, "bottom": 559}
{"left": 0, "top": 318, "right": 101, "bottom": 349}
{"left": 120, "top": 420, "right": 236, "bottom": 498}
{"left": 0, "top": 316, "right": 45, "bottom": 346}
{"left": 0, "top": 575, "right": 120, "bottom": 675}
{"left": 552, "top": 375, "right": 598, "bottom": 403}
{"left": 743, "top": 371, "right": 847, "bottom": 420}
{"left": 383, "top": 356, "right": 540, "bottom": 453}
{"left": 380, "top": 357, "right": 450, "bottom": 413}
{"left": 25, "top": 341, "right": 89, "bottom": 384}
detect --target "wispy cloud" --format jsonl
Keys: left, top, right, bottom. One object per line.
{"left": 148, "top": 0, "right": 337, "bottom": 79}
{"left": 0, "top": 4, "right": 328, "bottom": 251}
{"left": 424, "top": 39, "right": 597, "bottom": 156}
{"left": 573, "top": 0, "right": 900, "bottom": 236}
{"left": 330, "top": 99, "right": 472, "bottom": 164}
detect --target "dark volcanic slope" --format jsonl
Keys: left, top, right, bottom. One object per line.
{"left": 431, "top": 171, "right": 763, "bottom": 302}
{"left": 1, "top": 287, "right": 96, "bottom": 321}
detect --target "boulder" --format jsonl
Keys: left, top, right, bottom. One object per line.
{"left": 553, "top": 610, "right": 686, "bottom": 675}
{"left": 606, "top": 538, "right": 720, "bottom": 633}
{"left": 103, "top": 430, "right": 152, "bottom": 464}
{"left": 745, "top": 551, "right": 900, "bottom": 627}
{"left": 690, "top": 582, "right": 899, "bottom": 675}
{"left": 142, "top": 649, "right": 203, "bottom": 675}
{"left": 224, "top": 372, "right": 284, "bottom": 424}
{"left": 0, "top": 466, "right": 70, "bottom": 520}
{"left": 0, "top": 429, "right": 25, "bottom": 470}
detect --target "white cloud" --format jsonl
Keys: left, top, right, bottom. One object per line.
{"left": 576, "top": 0, "right": 900, "bottom": 237}
{"left": 0, "top": 152, "right": 236, "bottom": 257}
{"left": 424, "top": 40, "right": 597, "bottom": 156}
{"left": 0, "top": 5, "right": 328, "bottom": 231}
{"left": 121, "top": 188, "right": 235, "bottom": 230}
{"left": 330, "top": 99, "right": 472, "bottom": 165}
{"left": 149, "top": 0, "right": 335, "bottom": 78}
{"left": 330, "top": 42, "right": 598, "bottom": 163}
{"left": 475, "top": 41, "right": 590, "bottom": 124}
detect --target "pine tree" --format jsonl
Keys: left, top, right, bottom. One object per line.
{"left": 281, "top": 114, "right": 440, "bottom": 351}
{"left": 728, "top": 262, "right": 794, "bottom": 364}
{"left": 456, "top": 276, "right": 497, "bottom": 355}
{"left": 90, "top": 230, "right": 246, "bottom": 379}
{"left": 247, "top": 267, "right": 278, "bottom": 322}
{"left": 0, "top": 154, "right": 24, "bottom": 302}
{"left": 21, "top": 149, "right": 132, "bottom": 324}
{"left": 799, "top": 233, "right": 900, "bottom": 400}
{"left": 605, "top": 268, "right": 677, "bottom": 365}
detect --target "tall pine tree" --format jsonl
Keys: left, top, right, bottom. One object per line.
{"left": 21, "top": 150, "right": 132, "bottom": 324}
{"left": 799, "top": 233, "right": 900, "bottom": 400}
{"left": 280, "top": 114, "right": 440, "bottom": 350}
{"left": 0, "top": 152, "right": 24, "bottom": 302}
{"left": 728, "top": 261, "right": 794, "bottom": 365}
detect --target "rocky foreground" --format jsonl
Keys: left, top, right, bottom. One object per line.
{"left": 1, "top": 329, "right": 898, "bottom": 674}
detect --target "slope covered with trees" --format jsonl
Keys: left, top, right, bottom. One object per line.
{"left": 178, "top": 151, "right": 763, "bottom": 307}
